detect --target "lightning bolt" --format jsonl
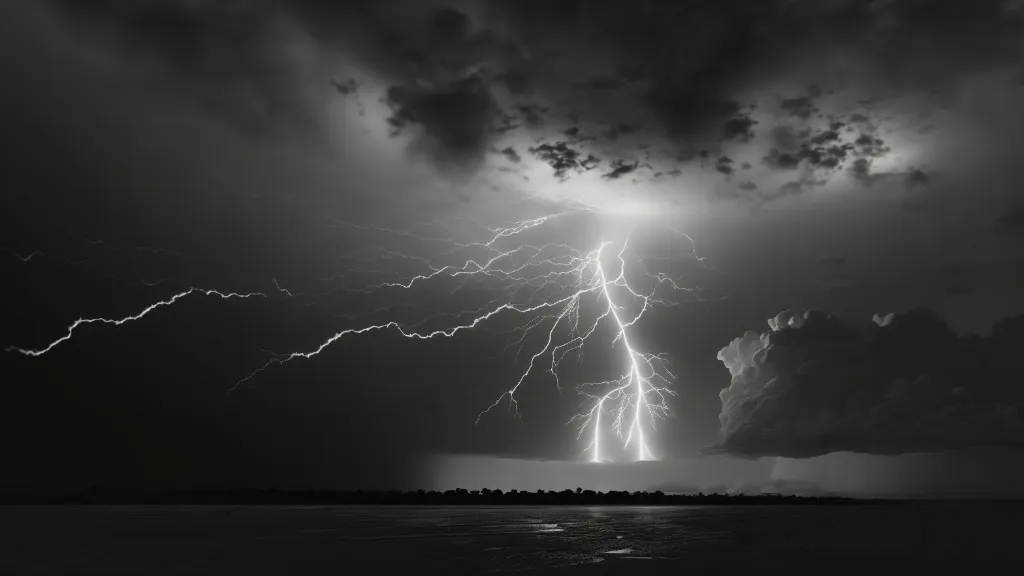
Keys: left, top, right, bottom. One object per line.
{"left": 4, "top": 288, "right": 265, "bottom": 357}
{"left": 2, "top": 248, "right": 44, "bottom": 262}
{"left": 86, "top": 238, "right": 119, "bottom": 252}
{"left": 6, "top": 204, "right": 710, "bottom": 462}
{"left": 580, "top": 241, "right": 678, "bottom": 462}
{"left": 272, "top": 278, "right": 296, "bottom": 297}
{"left": 233, "top": 207, "right": 707, "bottom": 462}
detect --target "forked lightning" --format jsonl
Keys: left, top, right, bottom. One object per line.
{"left": 7, "top": 207, "right": 706, "bottom": 462}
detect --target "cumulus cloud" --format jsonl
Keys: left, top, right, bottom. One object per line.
{"left": 709, "top": 308, "right": 1024, "bottom": 458}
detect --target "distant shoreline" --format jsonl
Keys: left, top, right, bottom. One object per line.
{"left": 1, "top": 488, "right": 905, "bottom": 506}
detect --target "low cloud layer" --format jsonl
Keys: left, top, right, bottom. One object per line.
{"left": 710, "top": 308, "right": 1024, "bottom": 458}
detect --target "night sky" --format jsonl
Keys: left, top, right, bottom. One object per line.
{"left": 2, "top": 0, "right": 1024, "bottom": 497}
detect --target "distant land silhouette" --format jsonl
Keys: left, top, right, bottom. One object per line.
{"left": 2, "top": 487, "right": 900, "bottom": 505}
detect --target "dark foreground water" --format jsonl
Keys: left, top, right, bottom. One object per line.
{"left": 1, "top": 503, "right": 1016, "bottom": 574}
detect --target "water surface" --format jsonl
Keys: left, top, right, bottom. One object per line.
{"left": 1, "top": 503, "right": 1014, "bottom": 573}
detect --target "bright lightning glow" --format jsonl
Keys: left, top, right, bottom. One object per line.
{"left": 235, "top": 206, "right": 705, "bottom": 462}
{"left": 563, "top": 237, "right": 678, "bottom": 462}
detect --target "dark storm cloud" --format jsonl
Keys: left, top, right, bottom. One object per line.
{"left": 517, "top": 104, "right": 548, "bottom": 127}
{"left": 47, "top": 0, "right": 327, "bottom": 137}
{"left": 762, "top": 122, "right": 857, "bottom": 177}
{"left": 562, "top": 126, "right": 595, "bottom": 143}
{"left": 779, "top": 96, "right": 818, "bottom": 120}
{"left": 491, "top": 109, "right": 520, "bottom": 134}
{"left": 528, "top": 142, "right": 601, "bottom": 180}
{"left": 715, "top": 156, "right": 735, "bottom": 177}
{"left": 763, "top": 149, "right": 802, "bottom": 170}
{"left": 709, "top": 309, "right": 1024, "bottom": 458}
{"left": 849, "top": 160, "right": 929, "bottom": 192}
{"left": 47, "top": 0, "right": 1024, "bottom": 183}
{"left": 722, "top": 111, "right": 758, "bottom": 143}
{"left": 386, "top": 75, "right": 499, "bottom": 168}
{"left": 905, "top": 169, "right": 930, "bottom": 189}
{"left": 808, "top": 124, "right": 843, "bottom": 146}
{"left": 332, "top": 77, "right": 357, "bottom": 96}
{"left": 853, "top": 134, "right": 892, "bottom": 159}
{"left": 496, "top": 146, "right": 522, "bottom": 163}
{"left": 601, "top": 159, "right": 639, "bottom": 180}
{"left": 603, "top": 123, "right": 636, "bottom": 141}
{"left": 848, "top": 157, "right": 872, "bottom": 181}
{"left": 46, "top": 0, "right": 512, "bottom": 160}
{"left": 769, "top": 126, "right": 804, "bottom": 153}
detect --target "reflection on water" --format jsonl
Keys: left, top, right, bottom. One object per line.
{"left": 535, "top": 524, "right": 563, "bottom": 533}
{"left": 0, "top": 503, "right": 1018, "bottom": 574}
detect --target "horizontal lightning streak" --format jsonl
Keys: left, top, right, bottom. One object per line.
{"left": 231, "top": 286, "right": 599, "bottom": 393}
{"left": 3, "top": 248, "right": 45, "bottom": 262}
{"left": 5, "top": 288, "right": 265, "bottom": 357}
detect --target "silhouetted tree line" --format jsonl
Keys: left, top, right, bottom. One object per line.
{"left": 5, "top": 486, "right": 895, "bottom": 505}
